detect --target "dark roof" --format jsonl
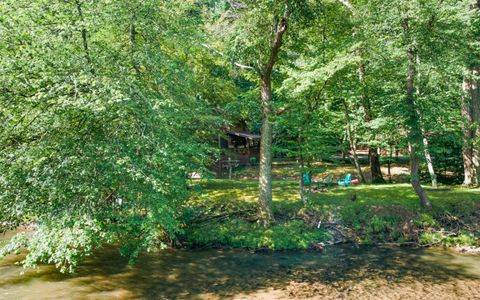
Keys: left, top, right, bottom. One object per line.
{"left": 227, "top": 131, "right": 261, "bottom": 139}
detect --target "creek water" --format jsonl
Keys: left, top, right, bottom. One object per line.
{"left": 0, "top": 233, "right": 479, "bottom": 299}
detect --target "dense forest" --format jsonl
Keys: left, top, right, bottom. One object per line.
{"left": 1, "top": 0, "right": 479, "bottom": 273}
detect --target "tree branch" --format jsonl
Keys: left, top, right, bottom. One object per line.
{"left": 75, "top": 0, "right": 95, "bottom": 75}
{"left": 262, "top": 14, "right": 288, "bottom": 80}
{"left": 274, "top": 107, "right": 289, "bottom": 116}
{"left": 337, "top": 0, "right": 355, "bottom": 14}
{"left": 201, "top": 43, "right": 256, "bottom": 71}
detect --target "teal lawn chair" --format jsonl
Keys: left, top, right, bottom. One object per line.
{"left": 303, "top": 173, "right": 312, "bottom": 185}
{"left": 338, "top": 173, "right": 352, "bottom": 187}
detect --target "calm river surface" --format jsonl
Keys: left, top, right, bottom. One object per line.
{"left": 0, "top": 234, "right": 479, "bottom": 299}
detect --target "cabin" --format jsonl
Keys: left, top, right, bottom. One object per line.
{"left": 217, "top": 130, "right": 261, "bottom": 178}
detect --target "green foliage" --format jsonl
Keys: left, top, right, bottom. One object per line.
{"left": 1, "top": 0, "right": 479, "bottom": 272}
{"left": 419, "top": 232, "right": 478, "bottom": 247}
{"left": 0, "top": 0, "right": 226, "bottom": 271}
{"left": 0, "top": 233, "right": 28, "bottom": 257}
{"left": 185, "top": 219, "right": 331, "bottom": 250}
{"left": 21, "top": 219, "right": 108, "bottom": 273}
{"left": 414, "top": 213, "right": 439, "bottom": 227}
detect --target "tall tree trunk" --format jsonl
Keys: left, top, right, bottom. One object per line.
{"left": 463, "top": 145, "right": 475, "bottom": 185}
{"left": 298, "top": 128, "right": 309, "bottom": 206}
{"left": 416, "top": 54, "right": 437, "bottom": 189}
{"left": 257, "top": 15, "right": 288, "bottom": 226}
{"left": 474, "top": 0, "right": 480, "bottom": 183}
{"left": 75, "top": 0, "right": 94, "bottom": 74}
{"left": 299, "top": 156, "right": 306, "bottom": 206}
{"left": 422, "top": 135, "right": 437, "bottom": 188}
{"left": 406, "top": 45, "right": 432, "bottom": 209}
{"left": 358, "top": 62, "right": 384, "bottom": 183}
{"left": 462, "top": 1, "right": 480, "bottom": 185}
{"left": 337, "top": 0, "right": 383, "bottom": 184}
{"left": 130, "top": 13, "right": 140, "bottom": 75}
{"left": 461, "top": 86, "right": 475, "bottom": 186}
{"left": 462, "top": 68, "right": 479, "bottom": 186}
{"left": 342, "top": 99, "right": 366, "bottom": 183}
{"left": 388, "top": 146, "right": 393, "bottom": 183}
{"left": 472, "top": 67, "right": 480, "bottom": 185}
{"left": 259, "top": 82, "right": 274, "bottom": 223}
{"left": 368, "top": 148, "right": 383, "bottom": 183}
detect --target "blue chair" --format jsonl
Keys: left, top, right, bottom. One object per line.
{"left": 303, "top": 173, "right": 312, "bottom": 185}
{"left": 338, "top": 173, "right": 352, "bottom": 187}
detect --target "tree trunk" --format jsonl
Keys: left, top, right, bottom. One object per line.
{"left": 306, "top": 164, "right": 312, "bottom": 204}
{"left": 75, "top": 0, "right": 94, "bottom": 74}
{"left": 388, "top": 146, "right": 393, "bottom": 183}
{"left": 298, "top": 133, "right": 307, "bottom": 206}
{"left": 471, "top": 67, "right": 480, "bottom": 184}
{"left": 338, "top": 1, "right": 384, "bottom": 184}
{"left": 462, "top": 68, "right": 479, "bottom": 185}
{"left": 342, "top": 99, "right": 366, "bottom": 183}
{"left": 422, "top": 135, "right": 437, "bottom": 188}
{"left": 130, "top": 13, "right": 140, "bottom": 75}
{"left": 462, "top": 1, "right": 480, "bottom": 185}
{"left": 358, "top": 62, "right": 384, "bottom": 183}
{"left": 257, "top": 15, "right": 288, "bottom": 226}
{"left": 409, "top": 143, "right": 431, "bottom": 207}
{"left": 299, "top": 169, "right": 306, "bottom": 206}
{"left": 258, "top": 79, "right": 274, "bottom": 225}
{"left": 416, "top": 54, "right": 437, "bottom": 189}
{"left": 406, "top": 45, "right": 432, "bottom": 209}
{"left": 473, "top": 1, "right": 480, "bottom": 183}
{"left": 368, "top": 149, "right": 384, "bottom": 183}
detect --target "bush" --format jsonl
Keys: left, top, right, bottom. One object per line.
{"left": 184, "top": 219, "right": 331, "bottom": 250}
{"left": 419, "top": 232, "right": 478, "bottom": 247}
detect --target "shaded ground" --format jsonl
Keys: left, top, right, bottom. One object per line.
{"left": 0, "top": 246, "right": 479, "bottom": 299}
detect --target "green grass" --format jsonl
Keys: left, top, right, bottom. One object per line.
{"left": 228, "top": 158, "right": 414, "bottom": 183}
{"left": 183, "top": 180, "right": 480, "bottom": 250}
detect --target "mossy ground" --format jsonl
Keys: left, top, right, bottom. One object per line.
{"left": 183, "top": 179, "right": 480, "bottom": 250}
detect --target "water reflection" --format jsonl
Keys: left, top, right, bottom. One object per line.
{"left": 0, "top": 245, "right": 479, "bottom": 299}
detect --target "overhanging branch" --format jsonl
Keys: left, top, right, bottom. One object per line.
{"left": 337, "top": 0, "right": 355, "bottom": 14}
{"left": 201, "top": 43, "right": 256, "bottom": 71}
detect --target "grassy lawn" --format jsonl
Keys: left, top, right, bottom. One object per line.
{"left": 183, "top": 180, "right": 480, "bottom": 250}
{"left": 231, "top": 160, "right": 412, "bottom": 182}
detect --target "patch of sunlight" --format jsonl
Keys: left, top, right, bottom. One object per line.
{"left": 357, "top": 184, "right": 411, "bottom": 190}
{"left": 198, "top": 179, "right": 480, "bottom": 209}
{"left": 453, "top": 187, "right": 480, "bottom": 193}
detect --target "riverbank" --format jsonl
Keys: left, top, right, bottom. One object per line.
{"left": 183, "top": 180, "right": 480, "bottom": 251}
